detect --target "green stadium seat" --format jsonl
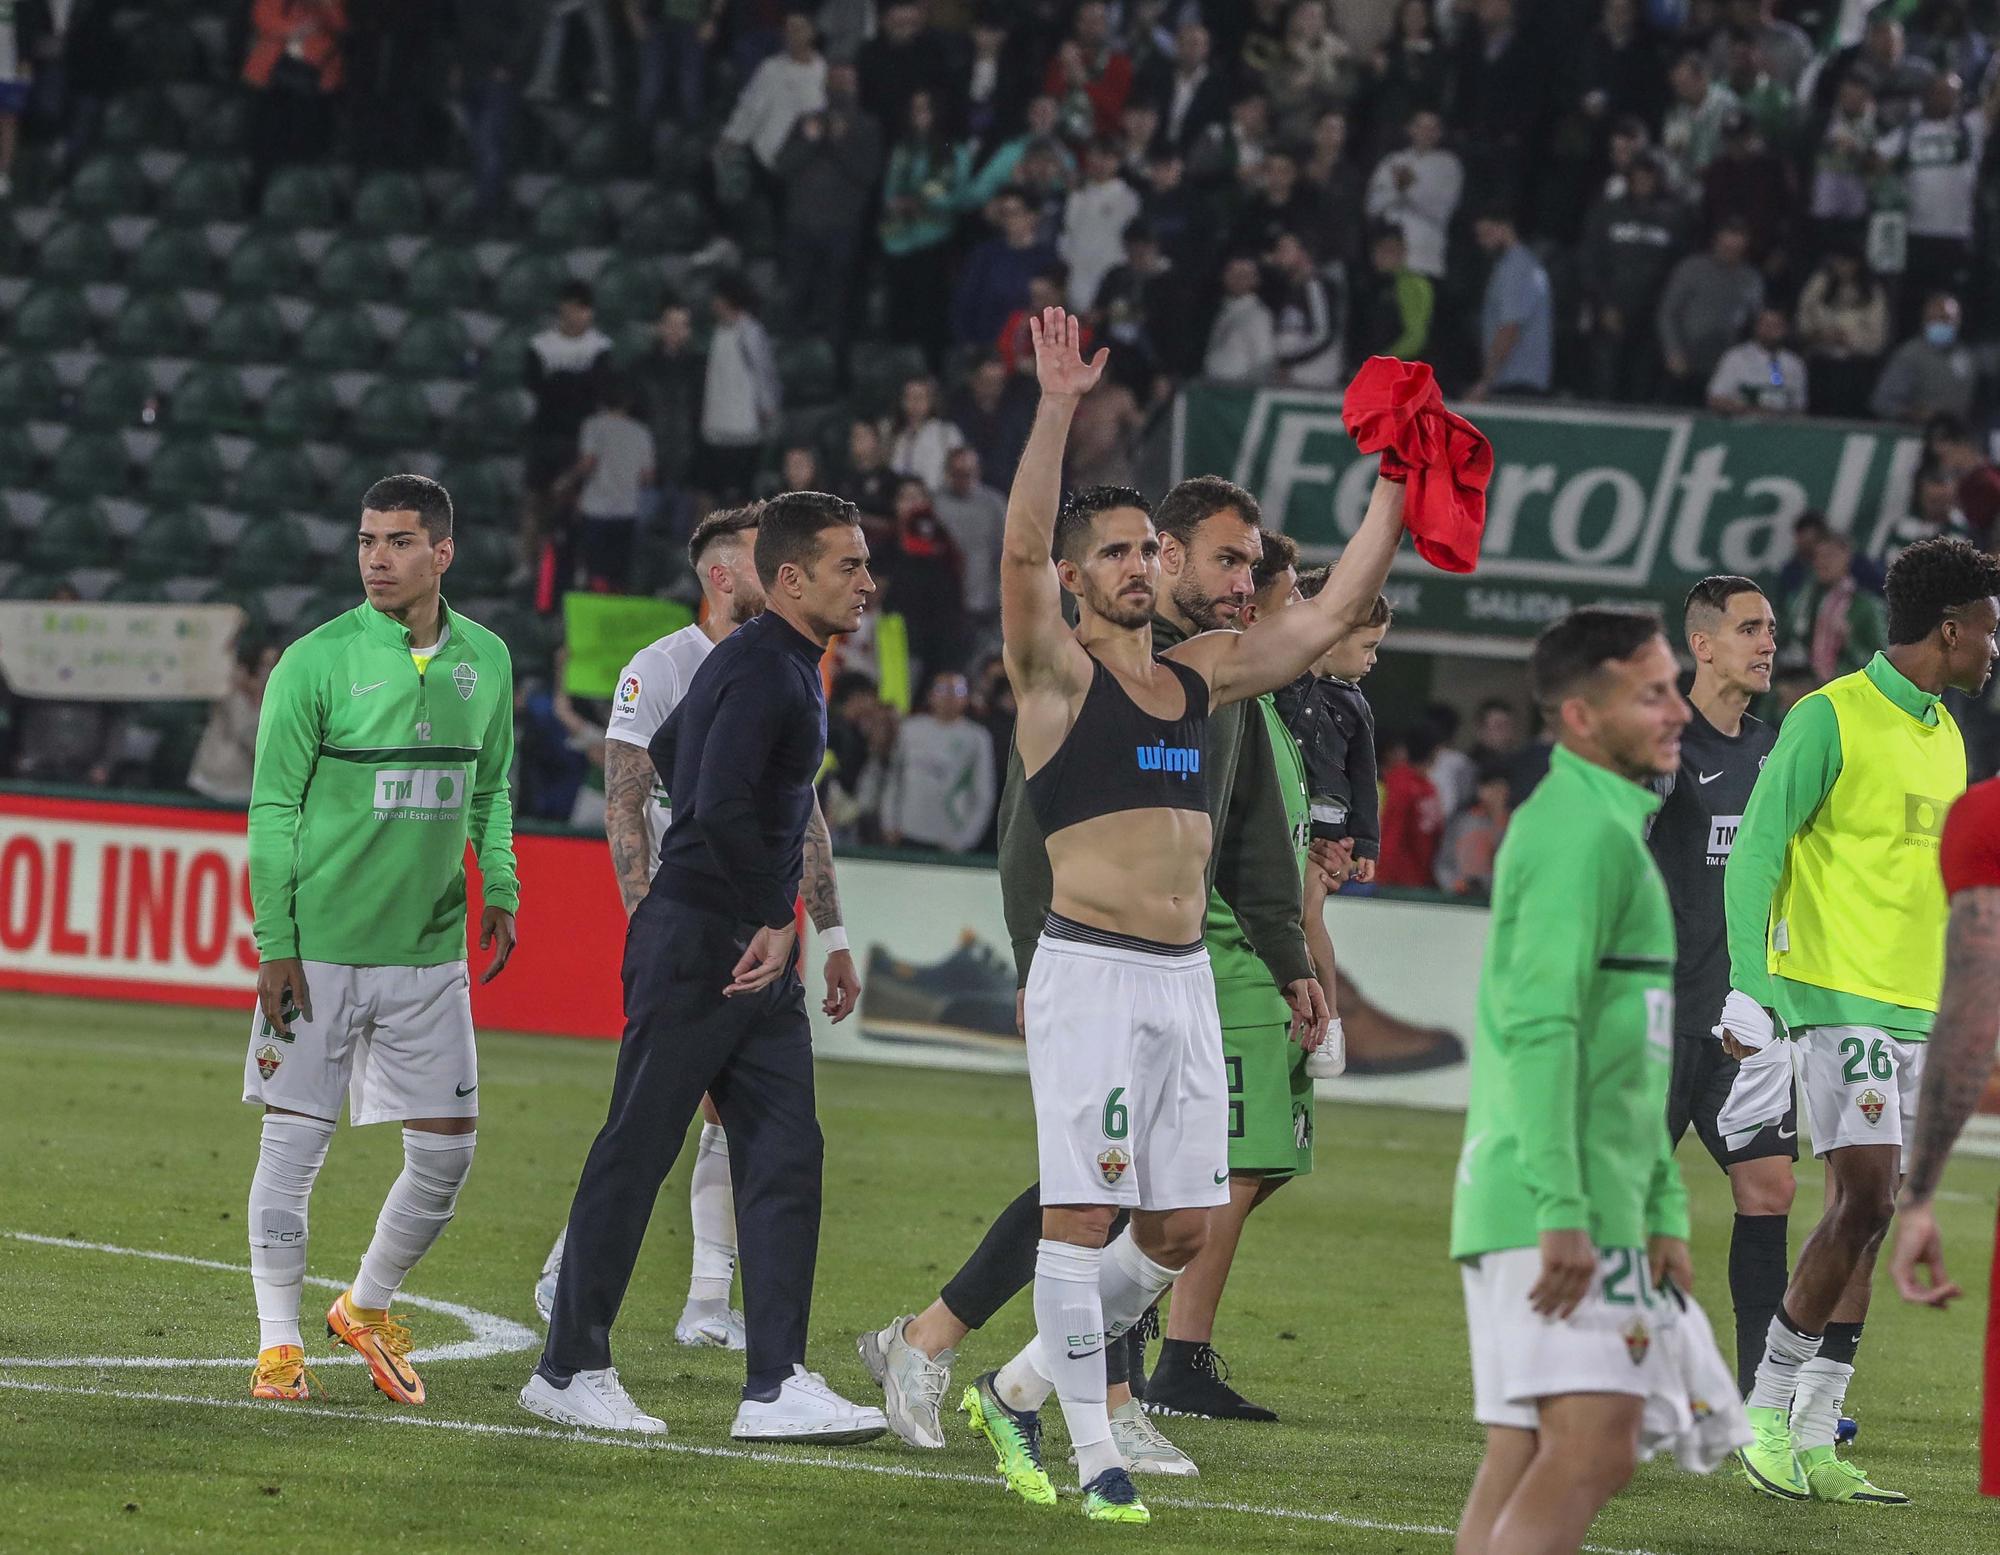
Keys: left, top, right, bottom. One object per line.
{"left": 651, "top": 126, "right": 706, "bottom": 188}
{"left": 493, "top": 250, "right": 571, "bottom": 319}
{"left": 592, "top": 257, "right": 666, "bottom": 330}
{"left": 14, "top": 285, "right": 91, "bottom": 352}
{"left": 260, "top": 166, "right": 343, "bottom": 227}
{"left": 128, "top": 223, "right": 216, "bottom": 290}
{"left": 351, "top": 380, "right": 432, "bottom": 448}
{"left": 850, "top": 341, "right": 931, "bottom": 416}
{"left": 447, "top": 522, "right": 516, "bottom": 594}
{"left": 162, "top": 158, "right": 247, "bottom": 221}
{"left": 621, "top": 189, "right": 709, "bottom": 253}
{"left": 388, "top": 312, "right": 474, "bottom": 377}
{"left": 47, "top": 434, "right": 131, "bottom": 500}
{"left": 564, "top": 119, "right": 626, "bottom": 179}
{"left": 233, "top": 445, "right": 321, "bottom": 511}
{"left": 444, "top": 386, "right": 531, "bottom": 455}
{"left": 404, "top": 243, "right": 484, "bottom": 309}
{"left": 224, "top": 515, "right": 315, "bottom": 589}
{"left": 39, "top": 218, "right": 120, "bottom": 282}
{"left": 102, "top": 90, "right": 182, "bottom": 151}
{"left": 185, "top": 95, "right": 252, "bottom": 156}
{"left": 0, "top": 355, "right": 65, "bottom": 419}
{"left": 351, "top": 171, "right": 428, "bottom": 234}
{"left": 315, "top": 236, "right": 398, "bottom": 303}
{"left": 75, "top": 359, "right": 155, "bottom": 428}
{"left": 145, "top": 436, "right": 227, "bottom": 506}
{"left": 0, "top": 425, "right": 39, "bottom": 487}
{"left": 26, "top": 500, "right": 117, "bottom": 571}
{"left": 123, "top": 507, "right": 215, "bottom": 581}
{"left": 223, "top": 229, "right": 309, "bottom": 294}
{"left": 776, "top": 337, "right": 838, "bottom": 407}
{"left": 171, "top": 362, "right": 253, "bottom": 432}
{"left": 1, "top": 569, "right": 66, "bottom": 600}
{"left": 434, "top": 181, "right": 494, "bottom": 235}
{"left": 126, "top": 13, "right": 205, "bottom": 82}
{"left": 435, "top": 459, "right": 512, "bottom": 526}
{"left": 204, "top": 297, "right": 290, "bottom": 362}
{"left": 68, "top": 154, "right": 150, "bottom": 216}
{"left": 478, "top": 324, "right": 535, "bottom": 384}
{"left": 529, "top": 185, "right": 610, "bottom": 247}
{"left": 260, "top": 371, "right": 341, "bottom": 442}
{"left": 296, "top": 307, "right": 382, "bottom": 370}
{"left": 110, "top": 291, "right": 196, "bottom": 356}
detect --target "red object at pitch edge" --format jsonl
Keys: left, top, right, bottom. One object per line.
{"left": 1341, "top": 357, "right": 1494, "bottom": 574}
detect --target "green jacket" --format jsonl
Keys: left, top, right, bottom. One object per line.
{"left": 249, "top": 599, "right": 519, "bottom": 966}
{"left": 998, "top": 612, "right": 1313, "bottom": 991}
{"left": 1783, "top": 579, "right": 1887, "bottom": 680}
{"left": 1451, "top": 745, "right": 1688, "bottom": 1259}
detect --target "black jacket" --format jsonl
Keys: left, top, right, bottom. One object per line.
{"left": 1274, "top": 673, "right": 1380, "bottom": 859}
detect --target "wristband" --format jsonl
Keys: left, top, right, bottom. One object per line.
{"left": 819, "top": 925, "right": 850, "bottom": 954}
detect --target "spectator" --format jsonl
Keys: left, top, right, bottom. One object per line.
{"left": 1878, "top": 71, "right": 1990, "bottom": 315}
{"left": 1424, "top": 702, "right": 1475, "bottom": 819}
{"left": 885, "top": 376, "right": 966, "bottom": 492}
{"left": 1268, "top": 230, "right": 1344, "bottom": 388}
{"left": 1353, "top": 221, "right": 1433, "bottom": 359}
{"left": 1188, "top": 87, "right": 1272, "bottom": 188}
{"left": 1114, "top": 100, "right": 1161, "bottom": 180}
{"left": 1065, "top": 370, "right": 1146, "bottom": 489}
{"left": 1657, "top": 218, "right": 1764, "bottom": 402}
{"left": 932, "top": 447, "right": 1007, "bottom": 652}
{"left": 1717, "top": 33, "right": 1797, "bottom": 148}
{"left": 631, "top": 0, "right": 714, "bottom": 129}
{"left": 1576, "top": 0, "right": 1667, "bottom": 153}
{"left": 1359, "top": 0, "right": 1449, "bottom": 158}
{"left": 1579, "top": 152, "right": 1689, "bottom": 402}
{"left": 1447, "top": 0, "right": 1547, "bottom": 206}
{"left": 1204, "top": 254, "right": 1278, "bottom": 382}
{"left": 878, "top": 476, "right": 966, "bottom": 678}
{"left": 1701, "top": 112, "right": 1796, "bottom": 265}
{"left": 1871, "top": 290, "right": 1978, "bottom": 423}
{"left": 1044, "top": 0, "right": 1133, "bottom": 139}
{"left": 962, "top": 94, "right": 1074, "bottom": 208}
{"left": 1095, "top": 217, "right": 1184, "bottom": 387}
{"left": 1137, "top": 140, "right": 1204, "bottom": 273}
{"left": 776, "top": 62, "right": 883, "bottom": 345}
{"left": 568, "top": 377, "right": 658, "bottom": 591}
{"left": 1597, "top": 113, "right": 1654, "bottom": 202}
{"left": 1707, "top": 305, "right": 1809, "bottom": 415}
{"left": 881, "top": 670, "right": 997, "bottom": 853}
{"left": 633, "top": 301, "right": 705, "bottom": 540}
{"left": 696, "top": 272, "right": 780, "bottom": 504}
{"left": 1895, "top": 465, "right": 1972, "bottom": 548}
{"left": 1143, "top": 18, "right": 1228, "bottom": 153}
{"left": 1775, "top": 510, "right": 1886, "bottom": 614}
{"left": 0, "top": 0, "right": 25, "bottom": 197}
{"left": 524, "top": 281, "right": 614, "bottom": 567}
{"left": 948, "top": 353, "right": 1034, "bottom": 483}
{"left": 187, "top": 637, "right": 279, "bottom": 805}
{"left": 1709, "top": 0, "right": 1813, "bottom": 93}
{"left": 1660, "top": 48, "right": 1738, "bottom": 197}
{"left": 1909, "top": 0, "right": 1992, "bottom": 84}
{"left": 1930, "top": 416, "right": 2000, "bottom": 545}
{"left": 857, "top": 0, "right": 958, "bottom": 135}
{"left": 821, "top": 671, "right": 894, "bottom": 847}
{"left": 1435, "top": 761, "right": 1512, "bottom": 896}
{"left": 952, "top": 187, "right": 1060, "bottom": 348}
{"left": 1375, "top": 720, "right": 1444, "bottom": 888}
{"left": 1262, "top": 0, "right": 1354, "bottom": 136}
{"left": 1300, "top": 111, "right": 1365, "bottom": 260}
{"left": 1364, "top": 108, "right": 1462, "bottom": 281}
{"left": 878, "top": 88, "right": 970, "bottom": 364}
{"left": 242, "top": 0, "right": 349, "bottom": 204}
{"left": 11, "top": 590, "right": 126, "bottom": 786}
{"left": 1058, "top": 136, "right": 1143, "bottom": 311}
{"left": 1806, "top": 74, "right": 1879, "bottom": 250}
{"left": 777, "top": 443, "right": 820, "bottom": 492}
{"left": 1468, "top": 697, "right": 1521, "bottom": 768}
{"left": 719, "top": 11, "right": 827, "bottom": 176}
{"left": 1795, "top": 247, "right": 1891, "bottom": 417}
{"left": 525, "top": 0, "right": 614, "bottom": 106}
{"left": 1814, "top": 11, "right": 1934, "bottom": 129}
{"left": 836, "top": 417, "right": 897, "bottom": 533}
{"left": 962, "top": 11, "right": 1023, "bottom": 147}
{"left": 1791, "top": 527, "right": 1887, "bottom": 682}
{"left": 969, "top": 652, "right": 1016, "bottom": 851}
{"left": 1469, "top": 208, "right": 1553, "bottom": 398}
{"left": 1231, "top": 146, "right": 1335, "bottom": 268}
{"left": 453, "top": 0, "right": 531, "bottom": 223}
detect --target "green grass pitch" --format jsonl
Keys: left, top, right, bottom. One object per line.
{"left": 4, "top": 992, "right": 1998, "bottom": 1554}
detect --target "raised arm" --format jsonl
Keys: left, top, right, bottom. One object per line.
{"left": 1173, "top": 476, "right": 1407, "bottom": 707}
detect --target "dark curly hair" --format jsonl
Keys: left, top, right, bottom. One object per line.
{"left": 1884, "top": 536, "right": 2000, "bottom": 645}
{"left": 1054, "top": 484, "right": 1152, "bottom": 563}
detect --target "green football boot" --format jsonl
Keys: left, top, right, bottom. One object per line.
{"left": 960, "top": 1372, "right": 1057, "bottom": 1507}
{"left": 1737, "top": 1404, "right": 1810, "bottom": 1501}
{"left": 1800, "top": 1446, "right": 1910, "bottom": 1505}
{"left": 1081, "top": 1466, "right": 1151, "bottom": 1524}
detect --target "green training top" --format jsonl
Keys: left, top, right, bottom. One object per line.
{"left": 249, "top": 599, "right": 520, "bottom": 966}
{"left": 1451, "top": 744, "right": 1689, "bottom": 1259}
{"left": 1723, "top": 653, "right": 1940, "bottom": 1040}
{"left": 1206, "top": 693, "right": 1311, "bottom": 1011}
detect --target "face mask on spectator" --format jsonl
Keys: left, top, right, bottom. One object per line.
{"left": 1926, "top": 320, "right": 1960, "bottom": 348}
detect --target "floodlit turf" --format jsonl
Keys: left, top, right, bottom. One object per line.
{"left": 4, "top": 992, "right": 1999, "bottom": 1554}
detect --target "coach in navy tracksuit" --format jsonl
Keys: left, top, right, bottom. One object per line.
{"left": 527, "top": 493, "right": 887, "bottom": 1443}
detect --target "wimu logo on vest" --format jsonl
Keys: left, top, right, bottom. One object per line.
{"left": 1136, "top": 742, "right": 1200, "bottom": 780}
{"left": 1904, "top": 793, "right": 1949, "bottom": 845}
{"left": 373, "top": 768, "right": 467, "bottom": 820}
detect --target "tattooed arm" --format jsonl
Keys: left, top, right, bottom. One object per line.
{"left": 1891, "top": 884, "right": 2000, "bottom": 1307}
{"left": 604, "top": 741, "right": 658, "bottom": 916}
{"left": 804, "top": 796, "right": 863, "bottom": 1022}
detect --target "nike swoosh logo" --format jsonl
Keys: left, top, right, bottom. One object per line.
{"left": 352, "top": 680, "right": 388, "bottom": 696}
{"left": 455, "top": 1083, "right": 477, "bottom": 1097}
{"left": 1067, "top": 1348, "right": 1102, "bottom": 1361}
{"left": 1698, "top": 771, "right": 1723, "bottom": 784}
{"left": 1777, "top": 1126, "right": 1796, "bottom": 1139}
{"left": 1213, "top": 1170, "right": 1228, "bottom": 1184}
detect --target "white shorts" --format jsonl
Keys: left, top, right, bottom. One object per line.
{"left": 1461, "top": 1245, "right": 1674, "bottom": 1431}
{"left": 1024, "top": 925, "right": 1230, "bottom": 1212}
{"left": 242, "top": 961, "right": 478, "bottom": 1126}
{"left": 1797, "top": 1025, "right": 1925, "bottom": 1157}
{"left": 1713, "top": 1034, "right": 1799, "bottom": 1154}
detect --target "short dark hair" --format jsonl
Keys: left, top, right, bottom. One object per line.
{"left": 1423, "top": 700, "right": 1461, "bottom": 741}
{"left": 712, "top": 270, "right": 756, "bottom": 312}
{"left": 1683, "top": 574, "right": 1766, "bottom": 635}
{"left": 1795, "top": 510, "right": 1829, "bottom": 537}
{"left": 1154, "top": 474, "right": 1260, "bottom": 546}
{"left": 830, "top": 669, "right": 879, "bottom": 705}
{"left": 754, "top": 490, "right": 861, "bottom": 579}
{"left": 1294, "top": 563, "right": 1391, "bottom": 625}
{"left": 559, "top": 279, "right": 593, "bottom": 309}
{"left": 361, "top": 473, "right": 453, "bottom": 542}
{"left": 1252, "top": 529, "right": 1298, "bottom": 590}
{"left": 1529, "top": 605, "right": 1665, "bottom": 711}
{"left": 688, "top": 503, "right": 762, "bottom": 571}
{"left": 1055, "top": 484, "right": 1152, "bottom": 564}
{"left": 1885, "top": 535, "right": 2000, "bottom": 644}
{"left": 1477, "top": 696, "right": 1514, "bottom": 720}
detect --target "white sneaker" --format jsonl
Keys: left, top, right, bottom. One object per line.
{"left": 1109, "top": 1398, "right": 1199, "bottom": 1476}
{"left": 533, "top": 1232, "right": 564, "bottom": 1324}
{"left": 856, "top": 1315, "right": 953, "bottom": 1449}
{"left": 1304, "top": 1019, "right": 1346, "bottom": 1079}
{"left": 675, "top": 1300, "right": 747, "bottom": 1349}
{"left": 518, "top": 1368, "right": 668, "bottom": 1435}
{"left": 731, "top": 1364, "right": 888, "bottom": 1443}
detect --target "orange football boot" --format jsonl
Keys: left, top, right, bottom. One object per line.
{"left": 326, "top": 1291, "right": 425, "bottom": 1404}
{"left": 251, "top": 1344, "right": 314, "bottom": 1401}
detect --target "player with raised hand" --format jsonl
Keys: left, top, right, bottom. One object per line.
{"left": 243, "top": 473, "right": 519, "bottom": 1408}
{"left": 1723, "top": 536, "right": 1999, "bottom": 1505}
{"left": 957, "top": 308, "right": 1405, "bottom": 1524}
{"left": 1452, "top": 607, "right": 1696, "bottom": 1555}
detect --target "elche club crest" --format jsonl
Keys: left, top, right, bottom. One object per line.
{"left": 453, "top": 662, "right": 478, "bottom": 701}
{"left": 1096, "top": 1147, "right": 1130, "bottom": 1187}
{"left": 1621, "top": 1316, "right": 1651, "bottom": 1366}
{"left": 256, "top": 1044, "right": 283, "bottom": 1080}
{"left": 1857, "top": 1088, "right": 1887, "bottom": 1127}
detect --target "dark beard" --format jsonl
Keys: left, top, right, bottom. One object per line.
{"left": 1081, "top": 577, "right": 1154, "bottom": 629}
{"left": 1172, "top": 576, "right": 1235, "bottom": 634}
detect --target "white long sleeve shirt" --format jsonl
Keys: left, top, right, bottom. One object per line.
{"left": 1365, "top": 147, "right": 1464, "bottom": 279}
{"left": 883, "top": 715, "right": 996, "bottom": 853}
{"left": 1205, "top": 295, "right": 1277, "bottom": 383}
{"left": 1058, "top": 176, "right": 1143, "bottom": 312}
{"left": 723, "top": 54, "right": 828, "bottom": 169}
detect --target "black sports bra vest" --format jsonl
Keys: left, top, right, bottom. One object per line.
{"left": 1025, "top": 652, "right": 1211, "bottom": 837}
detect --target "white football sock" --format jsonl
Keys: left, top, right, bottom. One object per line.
{"left": 1747, "top": 1309, "right": 1823, "bottom": 1412}
{"left": 351, "top": 1130, "right": 475, "bottom": 1312}
{"left": 688, "top": 1122, "right": 737, "bottom": 1305}
{"left": 1791, "top": 1358, "right": 1854, "bottom": 1451}
{"left": 248, "top": 1113, "right": 334, "bottom": 1350}
{"left": 1030, "top": 1240, "right": 1121, "bottom": 1483}
{"left": 1097, "top": 1229, "right": 1182, "bottom": 1340}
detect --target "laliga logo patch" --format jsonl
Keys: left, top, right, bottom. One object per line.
{"left": 1621, "top": 1316, "right": 1651, "bottom": 1366}
{"left": 1096, "top": 1147, "right": 1130, "bottom": 1187}
{"left": 256, "top": 1044, "right": 283, "bottom": 1081}
{"left": 1857, "top": 1088, "right": 1886, "bottom": 1127}
{"left": 454, "top": 661, "right": 478, "bottom": 701}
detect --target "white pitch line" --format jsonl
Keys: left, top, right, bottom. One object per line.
{"left": 0, "top": 1377, "right": 1673, "bottom": 1555}
{"left": 0, "top": 1231, "right": 538, "bottom": 1368}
